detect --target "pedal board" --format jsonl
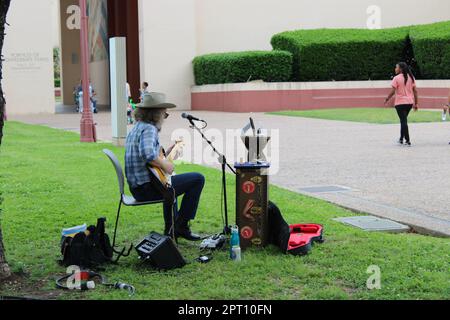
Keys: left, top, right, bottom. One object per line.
{"left": 200, "top": 234, "right": 227, "bottom": 250}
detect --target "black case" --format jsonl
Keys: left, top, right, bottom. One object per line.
{"left": 135, "top": 232, "right": 186, "bottom": 270}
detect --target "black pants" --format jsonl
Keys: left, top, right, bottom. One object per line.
{"left": 131, "top": 173, "right": 205, "bottom": 227}
{"left": 395, "top": 104, "right": 413, "bottom": 142}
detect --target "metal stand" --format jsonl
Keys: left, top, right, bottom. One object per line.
{"left": 189, "top": 119, "right": 236, "bottom": 235}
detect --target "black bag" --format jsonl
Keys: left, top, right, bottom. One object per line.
{"left": 60, "top": 218, "right": 114, "bottom": 268}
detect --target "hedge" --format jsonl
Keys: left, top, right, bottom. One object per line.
{"left": 193, "top": 51, "right": 293, "bottom": 85}
{"left": 410, "top": 21, "right": 450, "bottom": 79}
{"left": 192, "top": 21, "right": 450, "bottom": 85}
{"left": 271, "top": 27, "right": 411, "bottom": 82}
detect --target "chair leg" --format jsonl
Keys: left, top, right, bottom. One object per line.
{"left": 112, "top": 199, "right": 123, "bottom": 249}
{"left": 111, "top": 200, "right": 134, "bottom": 261}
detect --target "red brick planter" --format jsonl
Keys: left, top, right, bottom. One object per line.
{"left": 192, "top": 80, "right": 450, "bottom": 113}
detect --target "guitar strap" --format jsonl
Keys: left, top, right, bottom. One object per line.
{"left": 169, "top": 187, "right": 177, "bottom": 242}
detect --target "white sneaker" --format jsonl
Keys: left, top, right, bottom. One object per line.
{"left": 442, "top": 112, "right": 447, "bottom": 121}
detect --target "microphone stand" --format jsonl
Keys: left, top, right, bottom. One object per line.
{"left": 188, "top": 119, "right": 236, "bottom": 235}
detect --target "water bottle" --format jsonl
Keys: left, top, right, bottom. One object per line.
{"left": 230, "top": 226, "right": 241, "bottom": 260}
{"left": 231, "top": 246, "right": 242, "bottom": 262}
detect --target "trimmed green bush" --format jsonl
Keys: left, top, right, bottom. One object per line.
{"left": 271, "top": 27, "right": 411, "bottom": 81}
{"left": 193, "top": 50, "right": 293, "bottom": 85}
{"left": 410, "top": 21, "right": 450, "bottom": 79}
{"left": 193, "top": 21, "right": 450, "bottom": 85}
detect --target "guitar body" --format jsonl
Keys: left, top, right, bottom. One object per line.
{"left": 147, "top": 139, "right": 184, "bottom": 189}
{"left": 149, "top": 166, "right": 172, "bottom": 188}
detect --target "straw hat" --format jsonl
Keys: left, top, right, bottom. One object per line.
{"left": 137, "top": 92, "right": 176, "bottom": 109}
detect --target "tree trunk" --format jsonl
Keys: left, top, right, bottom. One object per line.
{"left": 0, "top": 0, "right": 12, "bottom": 280}
{"left": 0, "top": 226, "right": 10, "bottom": 280}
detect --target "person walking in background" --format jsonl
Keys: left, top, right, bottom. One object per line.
{"left": 77, "top": 80, "right": 98, "bottom": 114}
{"left": 89, "top": 80, "right": 98, "bottom": 114}
{"left": 126, "top": 82, "right": 132, "bottom": 102}
{"left": 441, "top": 89, "right": 450, "bottom": 121}
{"left": 74, "top": 80, "right": 82, "bottom": 112}
{"left": 126, "top": 82, "right": 135, "bottom": 124}
{"left": 385, "top": 62, "right": 419, "bottom": 147}
{"left": 140, "top": 82, "right": 149, "bottom": 102}
{"left": 443, "top": 89, "right": 450, "bottom": 144}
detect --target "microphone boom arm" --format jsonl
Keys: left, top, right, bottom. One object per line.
{"left": 188, "top": 119, "right": 236, "bottom": 174}
{"left": 186, "top": 117, "right": 236, "bottom": 235}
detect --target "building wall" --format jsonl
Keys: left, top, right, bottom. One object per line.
{"left": 195, "top": 0, "right": 450, "bottom": 54}
{"left": 59, "top": 0, "right": 110, "bottom": 107}
{"left": 51, "top": 0, "right": 61, "bottom": 48}
{"left": 138, "top": 0, "right": 197, "bottom": 110}
{"left": 3, "top": 0, "right": 55, "bottom": 115}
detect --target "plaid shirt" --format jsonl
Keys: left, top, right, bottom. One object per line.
{"left": 125, "top": 121, "right": 161, "bottom": 188}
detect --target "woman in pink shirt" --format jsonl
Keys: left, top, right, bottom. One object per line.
{"left": 385, "top": 62, "right": 419, "bottom": 146}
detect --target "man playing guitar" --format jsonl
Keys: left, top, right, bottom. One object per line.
{"left": 125, "top": 93, "right": 204, "bottom": 241}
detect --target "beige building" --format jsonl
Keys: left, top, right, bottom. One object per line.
{"left": 4, "top": 0, "right": 450, "bottom": 115}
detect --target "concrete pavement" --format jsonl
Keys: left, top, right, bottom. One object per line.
{"left": 10, "top": 109, "right": 450, "bottom": 237}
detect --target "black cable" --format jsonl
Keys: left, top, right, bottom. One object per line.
{"left": 220, "top": 176, "right": 225, "bottom": 229}
{"left": 55, "top": 271, "right": 136, "bottom": 296}
{"left": 55, "top": 271, "right": 105, "bottom": 290}
{"left": 167, "top": 187, "right": 177, "bottom": 243}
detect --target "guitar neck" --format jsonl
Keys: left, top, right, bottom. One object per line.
{"left": 166, "top": 142, "right": 184, "bottom": 162}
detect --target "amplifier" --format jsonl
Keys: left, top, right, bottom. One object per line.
{"left": 135, "top": 232, "right": 186, "bottom": 270}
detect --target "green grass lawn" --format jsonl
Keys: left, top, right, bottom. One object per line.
{"left": 0, "top": 122, "right": 449, "bottom": 300}
{"left": 268, "top": 108, "right": 443, "bottom": 124}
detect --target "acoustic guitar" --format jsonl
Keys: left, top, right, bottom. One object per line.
{"left": 148, "top": 139, "right": 185, "bottom": 188}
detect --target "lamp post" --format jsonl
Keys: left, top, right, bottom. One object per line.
{"left": 79, "top": 0, "right": 96, "bottom": 143}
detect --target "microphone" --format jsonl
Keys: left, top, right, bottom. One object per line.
{"left": 182, "top": 113, "right": 205, "bottom": 123}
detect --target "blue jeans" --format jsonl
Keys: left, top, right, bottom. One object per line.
{"left": 131, "top": 173, "right": 205, "bottom": 224}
